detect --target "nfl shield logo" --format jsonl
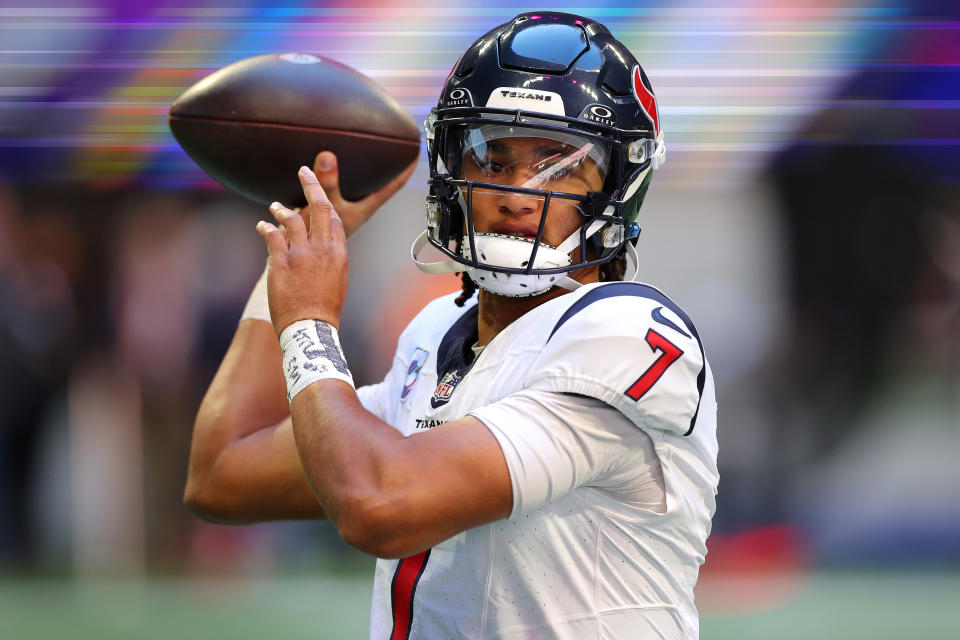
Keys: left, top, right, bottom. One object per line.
{"left": 431, "top": 370, "right": 462, "bottom": 408}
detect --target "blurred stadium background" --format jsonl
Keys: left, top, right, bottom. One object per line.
{"left": 1, "top": 0, "right": 957, "bottom": 638}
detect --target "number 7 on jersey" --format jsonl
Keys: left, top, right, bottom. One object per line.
{"left": 625, "top": 328, "right": 684, "bottom": 401}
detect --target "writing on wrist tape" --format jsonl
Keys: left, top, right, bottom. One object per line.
{"left": 279, "top": 319, "right": 354, "bottom": 403}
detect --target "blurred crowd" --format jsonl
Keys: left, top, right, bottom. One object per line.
{"left": 1, "top": 155, "right": 956, "bottom": 578}
{"left": 0, "top": 180, "right": 462, "bottom": 576}
{"left": 0, "top": 186, "right": 295, "bottom": 573}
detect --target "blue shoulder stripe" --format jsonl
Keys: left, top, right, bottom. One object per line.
{"left": 548, "top": 282, "right": 706, "bottom": 436}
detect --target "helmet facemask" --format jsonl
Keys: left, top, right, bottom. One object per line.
{"left": 416, "top": 112, "right": 641, "bottom": 298}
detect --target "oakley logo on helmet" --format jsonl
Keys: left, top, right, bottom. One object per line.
{"left": 632, "top": 66, "right": 660, "bottom": 136}
{"left": 446, "top": 87, "right": 473, "bottom": 106}
{"left": 485, "top": 87, "right": 565, "bottom": 116}
{"left": 580, "top": 103, "right": 616, "bottom": 126}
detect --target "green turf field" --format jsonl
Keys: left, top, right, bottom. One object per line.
{"left": 2, "top": 571, "right": 958, "bottom": 639}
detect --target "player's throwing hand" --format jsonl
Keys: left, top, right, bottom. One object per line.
{"left": 256, "top": 165, "right": 349, "bottom": 335}
{"left": 310, "top": 151, "right": 416, "bottom": 237}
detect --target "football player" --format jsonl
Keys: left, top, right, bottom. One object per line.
{"left": 186, "top": 11, "right": 718, "bottom": 639}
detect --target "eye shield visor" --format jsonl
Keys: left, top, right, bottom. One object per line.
{"left": 452, "top": 124, "right": 611, "bottom": 193}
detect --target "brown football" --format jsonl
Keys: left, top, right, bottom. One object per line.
{"left": 169, "top": 53, "right": 420, "bottom": 206}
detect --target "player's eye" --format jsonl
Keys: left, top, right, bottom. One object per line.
{"left": 542, "top": 158, "right": 581, "bottom": 181}
{"left": 472, "top": 152, "right": 507, "bottom": 176}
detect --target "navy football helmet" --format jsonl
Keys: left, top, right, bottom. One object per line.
{"left": 412, "top": 11, "right": 665, "bottom": 296}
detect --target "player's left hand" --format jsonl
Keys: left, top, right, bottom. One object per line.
{"left": 256, "top": 166, "right": 348, "bottom": 336}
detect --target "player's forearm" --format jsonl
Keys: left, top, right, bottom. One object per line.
{"left": 201, "top": 318, "right": 289, "bottom": 437}
{"left": 187, "top": 320, "right": 285, "bottom": 486}
{"left": 288, "top": 381, "right": 407, "bottom": 545}
{"left": 288, "top": 381, "right": 511, "bottom": 558}
{"left": 185, "top": 418, "right": 326, "bottom": 523}
{"left": 290, "top": 381, "right": 470, "bottom": 557}
{"left": 186, "top": 318, "right": 325, "bottom": 522}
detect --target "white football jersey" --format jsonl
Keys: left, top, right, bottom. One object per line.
{"left": 356, "top": 282, "right": 718, "bottom": 639}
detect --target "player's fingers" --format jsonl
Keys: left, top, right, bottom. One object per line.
{"left": 269, "top": 201, "right": 307, "bottom": 247}
{"left": 299, "top": 165, "right": 339, "bottom": 236}
{"left": 256, "top": 220, "right": 287, "bottom": 258}
{"left": 290, "top": 206, "right": 309, "bottom": 233}
{"left": 299, "top": 165, "right": 334, "bottom": 213}
{"left": 311, "top": 152, "right": 343, "bottom": 205}
{"left": 358, "top": 156, "right": 418, "bottom": 210}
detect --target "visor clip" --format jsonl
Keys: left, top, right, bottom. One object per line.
{"left": 429, "top": 174, "right": 458, "bottom": 200}
{"left": 626, "top": 222, "right": 641, "bottom": 240}
{"left": 428, "top": 174, "right": 445, "bottom": 191}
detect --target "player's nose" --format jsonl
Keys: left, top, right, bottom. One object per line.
{"left": 495, "top": 187, "right": 542, "bottom": 218}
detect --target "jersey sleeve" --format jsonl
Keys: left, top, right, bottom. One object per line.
{"left": 356, "top": 378, "right": 392, "bottom": 423}
{"left": 524, "top": 284, "right": 706, "bottom": 437}
{"left": 469, "top": 389, "right": 665, "bottom": 518}
{"left": 355, "top": 355, "right": 405, "bottom": 427}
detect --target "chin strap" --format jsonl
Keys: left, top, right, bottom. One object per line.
{"left": 411, "top": 229, "right": 641, "bottom": 288}
{"left": 547, "top": 218, "right": 606, "bottom": 292}
{"left": 411, "top": 230, "right": 469, "bottom": 274}
{"left": 555, "top": 275, "right": 583, "bottom": 292}
{"left": 556, "top": 218, "right": 604, "bottom": 256}
{"left": 623, "top": 240, "right": 640, "bottom": 282}
{"left": 544, "top": 240, "right": 640, "bottom": 290}
{"left": 411, "top": 229, "right": 583, "bottom": 293}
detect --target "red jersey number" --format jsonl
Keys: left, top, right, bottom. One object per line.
{"left": 625, "top": 329, "right": 684, "bottom": 401}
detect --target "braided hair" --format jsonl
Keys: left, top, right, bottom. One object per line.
{"left": 454, "top": 272, "right": 479, "bottom": 307}
{"left": 453, "top": 235, "right": 478, "bottom": 306}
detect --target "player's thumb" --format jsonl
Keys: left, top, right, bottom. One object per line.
{"left": 312, "top": 151, "right": 343, "bottom": 204}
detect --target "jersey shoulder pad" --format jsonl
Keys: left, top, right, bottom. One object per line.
{"left": 398, "top": 291, "right": 476, "bottom": 346}
{"left": 525, "top": 282, "right": 706, "bottom": 436}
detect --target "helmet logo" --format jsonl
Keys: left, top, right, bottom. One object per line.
{"left": 580, "top": 103, "right": 616, "bottom": 126}
{"left": 499, "top": 89, "right": 551, "bottom": 102}
{"left": 446, "top": 87, "right": 473, "bottom": 106}
{"left": 632, "top": 66, "right": 659, "bottom": 136}
{"left": 485, "top": 87, "right": 565, "bottom": 116}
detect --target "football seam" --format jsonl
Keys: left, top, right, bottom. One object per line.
{"left": 169, "top": 114, "right": 420, "bottom": 145}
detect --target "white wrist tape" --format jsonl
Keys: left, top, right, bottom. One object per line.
{"left": 240, "top": 263, "right": 271, "bottom": 324}
{"left": 279, "top": 319, "right": 354, "bottom": 403}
